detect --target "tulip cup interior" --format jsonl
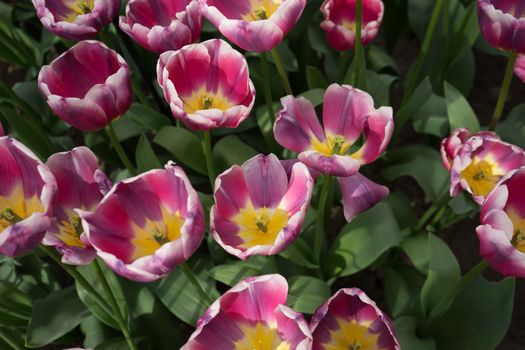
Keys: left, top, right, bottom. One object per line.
{"left": 233, "top": 205, "right": 289, "bottom": 248}
{"left": 207, "top": 0, "right": 284, "bottom": 21}
{"left": 48, "top": 0, "right": 95, "bottom": 22}
{"left": 504, "top": 172, "right": 525, "bottom": 252}
{"left": 460, "top": 155, "right": 503, "bottom": 198}
{"left": 492, "top": 0, "right": 525, "bottom": 17}
{"left": 327, "top": 0, "right": 383, "bottom": 30}
{"left": 0, "top": 184, "right": 44, "bottom": 231}
{"left": 126, "top": 0, "right": 192, "bottom": 27}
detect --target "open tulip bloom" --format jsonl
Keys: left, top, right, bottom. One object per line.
{"left": 311, "top": 288, "right": 400, "bottom": 350}
{"left": 157, "top": 39, "right": 256, "bottom": 131}
{"left": 79, "top": 162, "right": 205, "bottom": 282}
{"left": 211, "top": 154, "right": 314, "bottom": 260}
{"left": 477, "top": 0, "right": 525, "bottom": 53}
{"left": 182, "top": 274, "right": 312, "bottom": 349}
{"left": 32, "top": 0, "right": 120, "bottom": 41}
{"left": 477, "top": 166, "right": 525, "bottom": 277}
{"left": 321, "top": 0, "right": 384, "bottom": 51}
{"left": 450, "top": 133, "right": 525, "bottom": 204}
{"left": 120, "top": 0, "right": 202, "bottom": 53}
{"left": 38, "top": 40, "right": 132, "bottom": 132}
{"left": 0, "top": 137, "right": 56, "bottom": 257}
{"left": 43, "top": 147, "right": 106, "bottom": 265}
{"left": 198, "top": 0, "right": 306, "bottom": 52}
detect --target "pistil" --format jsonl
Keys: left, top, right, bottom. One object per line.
{"left": 0, "top": 208, "right": 22, "bottom": 224}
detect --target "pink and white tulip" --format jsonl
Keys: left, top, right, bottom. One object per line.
{"left": 211, "top": 154, "right": 313, "bottom": 260}
{"left": 450, "top": 135, "right": 525, "bottom": 204}
{"left": 39, "top": 40, "right": 132, "bottom": 132}
{"left": 440, "top": 128, "right": 499, "bottom": 171}
{"left": 43, "top": 147, "right": 106, "bottom": 265}
{"left": 476, "top": 166, "right": 525, "bottom": 277}
{"left": 120, "top": 0, "right": 202, "bottom": 53}
{"left": 182, "top": 274, "right": 312, "bottom": 349}
{"left": 321, "top": 0, "right": 384, "bottom": 51}
{"left": 157, "top": 39, "right": 256, "bottom": 131}
{"left": 310, "top": 288, "right": 400, "bottom": 350}
{"left": 80, "top": 162, "right": 205, "bottom": 282}
{"left": 477, "top": 0, "right": 525, "bottom": 53}
{"left": 32, "top": 0, "right": 120, "bottom": 41}
{"left": 198, "top": 0, "right": 306, "bottom": 52}
{"left": 516, "top": 55, "right": 525, "bottom": 83}
{"left": 0, "top": 137, "right": 56, "bottom": 257}
{"left": 274, "top": 84, "right": 393, "bottom": 178}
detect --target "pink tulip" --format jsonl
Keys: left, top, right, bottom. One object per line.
{"left": 311, "top": 288, "right": 400, "bottom": 350}
{"left": 0, "top": 137, "right": 56, "bottom": 257}
{"left": 338, "top": 173, "right": 389, "bottom": 222}
{"left": 516, "top": 55, "right": 525, "bottom": 82}
{"left": 198, "top": 0, "right": 306, "bottom": 52}
{"left": 120, "top": 0, "right": 202, "bottom": 53}
{"left": 80, "top": 162, "right": 205, "bottom": 282}
{"left": 157, "top": 39, "right": 256, "bottom": 131}
{"left": 182, "top": 274, "right": 312, "bottom": 349}
{"left": 450, "top": 135, "right": 525, "bottom": 204}
{"left": 321, "top": 0, "right": 384, "bottom": 51}
{"left": 43, "top": 147, "right": 107, "bottom": 265}
{"left": 0, "top": 121, "right": 4, "bottom": 136}
{"left": 211, "top": 154, "right": 314, "bottom": 260}
{"left": 274, "top": 84, "right": 393, "bottom": 178}
{"left": 39, "top": 40, "right": 132, "bottom": 132}
{"left": 476, "top": 166, "right": 525, "bottom": 277}
{"left": 477, "top": 0, "right": 525, "bottom": 53}
{"left": 32, "top": 0, "right": 120, "bottom": 41}
{"left": 440, "top": 128, "right": 499, "bottom": 171}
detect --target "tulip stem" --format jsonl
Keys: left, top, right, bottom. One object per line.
{"left": 180, "top": 263, "right": 214, "bottom": 307}
{"left": 260, "top": 52, "right": 276, "bottom": 126}
{"left": 313, "top": 176, "right": 332, "bottom": 266}
{"left": 339, "top": 51, "right": 351, "bottom": 82}
{"left": 415, "top": 195, "right": 450, "bottom": 231}
{"left": 270, "top": 48, "right": 293, "bottom": 95}
{"left": 93, "top": 260, "right": 138, "bottom": 350}
{"left": 489, "top": 52, "right": 517, "bottom": 131}
{"left": 106, "top": 122, "right": 137, "bottom": 176}
{"left": 423, "top": 260, "right": 489, "bottom": 331}
{"left": 200, "top": 131, "right": 216, "bottom": 188}
{"left": 402, "top": 0, "right": 444, "bottom": 105}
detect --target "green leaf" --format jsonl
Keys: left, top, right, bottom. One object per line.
{"left": 288, "top": 276, "right": 331, "bottom": 314}
{"left": 209, "top": 257, "right": 266, "bottom": 286}
{"left": 298, "top": 89, "right": 325, "bottom": 107}
{"left": 12, "top": 82, "right": 47, "bottom": 117}
{"left": 154, "top": 126, "right": 207, "bottom": 175}
{"left": 395, "top": 77, "right": 433, "bottom": 136}
{"left": 306, "top": 66, "right": 328, "bottom": 89}
{"left": 212, "top": 135, "right": 258, "bottom": 172}
{"left": 135, "top": 134, "right": 162, "bottom": 172}
{"left": 394, "top": 316, "right": 437, "bottom": 350}
{"left": 279, "top": 237, "right": 318, "bottom": 268}
{"left": 80, "top": 316, "right": 118, "bottom": 349}
{"left": 366, "top": 71, "right": 397, "bottom": 107}
{"left": 255, "top": 103, "right": 281, "bottom": 153}
{"left": 0, "top": 282, "right": 32, "bottom": 328}
{"left": 26, "top": 286, "right": 90, "bottom": 347}
{"left": 384, "top": 265, "right": 425, "bottom": 318}
{"left": 325, "top": 203, "right": 402, "bottom": 277}
{"left": 412, "top": 94, "right": 449, "bottom": 137}
{"left": 496, "top": 103, "right": 525, "bottom": 149}
{"left": 367, "top": 44, "right": 399, "bottom": 73}
{"left": 125, "top": 103, "right": 170, "bottom": 132}
{"left": 444, "top": 81, "right": 480, "bottom": 132}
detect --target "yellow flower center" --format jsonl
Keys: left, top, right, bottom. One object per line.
{"left": 323, "top": 319, "right": 384, "bottom": 350}
{"left": 341, "top": 20, "right": 358, "bottom": 32}
{"left": 56, "top": 215, "right": 85, "bottom": 248}
{"left": 507, "top": 208, "right": 525, "bottom": 253}
{"left": 460, "top": 156, "right": 503, "bottom": 197}
{"left": 182, "top": 89, "right": 233, "bottom": 114}
{"left": 232, "top": 205, "right": 289, "bottom": 249}
{"left": 0, "top": 184, "right": 44, "bottom": 232}
{"left": 65, "top": 0, "right": 95, "bottom": 22}
{"left": 311, "top": 134, "right": 353, "bottom": 157}
{"left": 130, "top": 207, "right": 184, "bottom": 261}
{"left": 234, "top": 322, "right": 290, "bottom": 350}
{"left": 243, "top": 0, "right": 282, "bottom": 21}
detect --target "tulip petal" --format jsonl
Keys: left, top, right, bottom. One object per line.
{"left": 338, "top": 173, "right": 389, "bottom": 222}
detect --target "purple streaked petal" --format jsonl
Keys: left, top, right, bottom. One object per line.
{"left": 299, "top": 151, "right": 360, "bottom": 177}
{"left": 243, "top": 154, "right": 288, "bottom": 209}
{"left": 338, "top": 173, "right": 389, "bottom": 222}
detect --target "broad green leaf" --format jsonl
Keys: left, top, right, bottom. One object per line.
{"left": 154, "top": 126, "right": 207, "bottom": 175}
{"left": 212, "top": 135, "right": 258, "bottom": 172}
{"left": 395, "top": 77, "right": 433, "bottom": 137}
{"left": 299, "top": 89, "right": 325, "bottom": 107}
{"left": 279, "top": 237, "right": 318, "bottom": 268}
{"left": 367, "top": 44, "right": 399, "bottom": 73}
{"left": 12, "top": 82, "right": 47, "bottom": 117}
{"left": 444, "top": 81, "right": 480, "bottom": 132}
{"left": 412, "top": 94, "right": 448, "bottom": 137}
{"left": 384, "top": 265, "right": 425, "bottom": 318}
{"left": 125, "top": 103, "right": 170, "bottom": 132}
{"left": 325, "top": 203, "right": 402, "bottom": 277}
{"left": 306, "top": 66, "right": 328, "bottom": 89}
{"left": 209, "top": 257, "right": 266, "bottom": 286}
{"left": 0, "top": 282, "right": 32, "bottom": 328}
{"left": 496, "top": 103, "right": 525, "bottom": 149}
{"left": 80, "top": 316, "right": 118, "bottom": 349}
{"left": 136, "top": 134, "right": 162, "bottom": 172}
{"left": 394, "top": 316, "right": 437, "bottom": 350}
{"left": 288, "top": 276, "right": 331, "bottom": 314}
{"left": 26, "top": 286, "right": 90, "bottom": 347}
{"left": 255, "top": 103, "right": 281, "bottom": 154}
{"left": 367, "top": 71, "right": 397, "bottom": 107}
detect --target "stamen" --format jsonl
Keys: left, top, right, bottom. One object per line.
{"left": 255, "top": 8, "right": 268, "bottom": 20}
{"left": 255, "top": 215, "right": 268, "bottom": 233}
{"left": 79, "top": 0, "right": 93, "bottom": 14}
{"left": 70, "top": 216, "right": 84, "bottom": 236}
{"left": 152, "top": 229, "right": 170, "bottom": 245}
{"left": 512, "top": 230, "right": 525, "bottom": 247}
{"left": 202, "top": 95, "right": 214, "bottom": 110}
{"left": 332, "top": 135, "right": 346, "bottom": 155}
{"left": 473, "top": 171, "right": 485, "bottom": 180}
{"left": 349, "top": 342, "right": 361, "bottom": 350}
{"left": 0, "top": 208, "right": 22, "bottom": 224}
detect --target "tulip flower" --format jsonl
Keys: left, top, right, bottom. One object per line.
{"left": 43, "top": 147, "right": 106, "bottom": 265}
{"left": 450, "top": 135, "right": 525, "bottom": 204}
{"left": 320, "top": 0, "right": 384, "bottom": 51}
{"left": 39, "top": 40, "right": 132, "bottom": 132}
{"left": 477, "top": 0, "right": 525, "bottom": 53}
{"left": 338, "top": 173, "right": 389, "bottom": 222}
{"left": 120, "top": 0, "right": 202, "bottom": 53}
{"left": 476, "top": 166, "right": 525, "bottom": 277}
{"left": 32, "top": 0, "right": 120, "bottom": 41}
{"left": 274, "top": 84, "right": 393, "bottom": 178}
{"left": 79, "top": 162, "right": 205, "bottom": 282}
{"left": 198, "top": 0, "right": 306, "bottom": 52}
{"left": 211, "top": 154, "right": 314, "bottom": 260}
{"left": 182, "top": 274, "right": 312, "bottom": 349}
{"left": 311, "top": 288, "right": 400, "bottom": 350}
{"left": 440, "top": 128, "right": 499, "bottom": 171}
{"left": 516, "top": 55, "right": 525, "bottom": 83}
{"left": 157, "top": 39, "right": 256, "bottom": 131}
{"left": 0, "top": 137, "right": 56, "bottom": 257}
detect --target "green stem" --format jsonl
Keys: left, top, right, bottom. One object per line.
{"left": 106, "top": 122, "right": 137, "bottom": 176}
{"left": 424, "top": 260, "right": 489, "bottom": 329}
{"left": 339, "top": 51, "right": 351, "bottom": 82}
{"left": 270, "top": 48, "right": 293, "bottom": 95}
{"left": 313, "top": 176, "right": 332, "bottom": 265}
{"left": 260, "top": 52, "right": 276, "bottom": 125}
{"left": 0, "top": 328, "right": 22, "bottom": 350}
{"left": 131, "top": 78, "right": 153, "bottom": 109}
{"left": 200, "top": 131, "right": 216, "bottom": 188}
{"left": 402, "top": 0, "right": 444, "bottom": 105}
{"left": 415, "top": 195, "right": 450, "bottom": 231}
{"left": 489, "top": 52, "right": 517, "bottom": 131}
{"left": 352, "top": 0, "right": 365, "bottom": 88}
{"left": 93, "top": 260, "right": 138, "bottom": 350}
{"left": 180, "top": 263, "right": 214, "bottom": 307}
